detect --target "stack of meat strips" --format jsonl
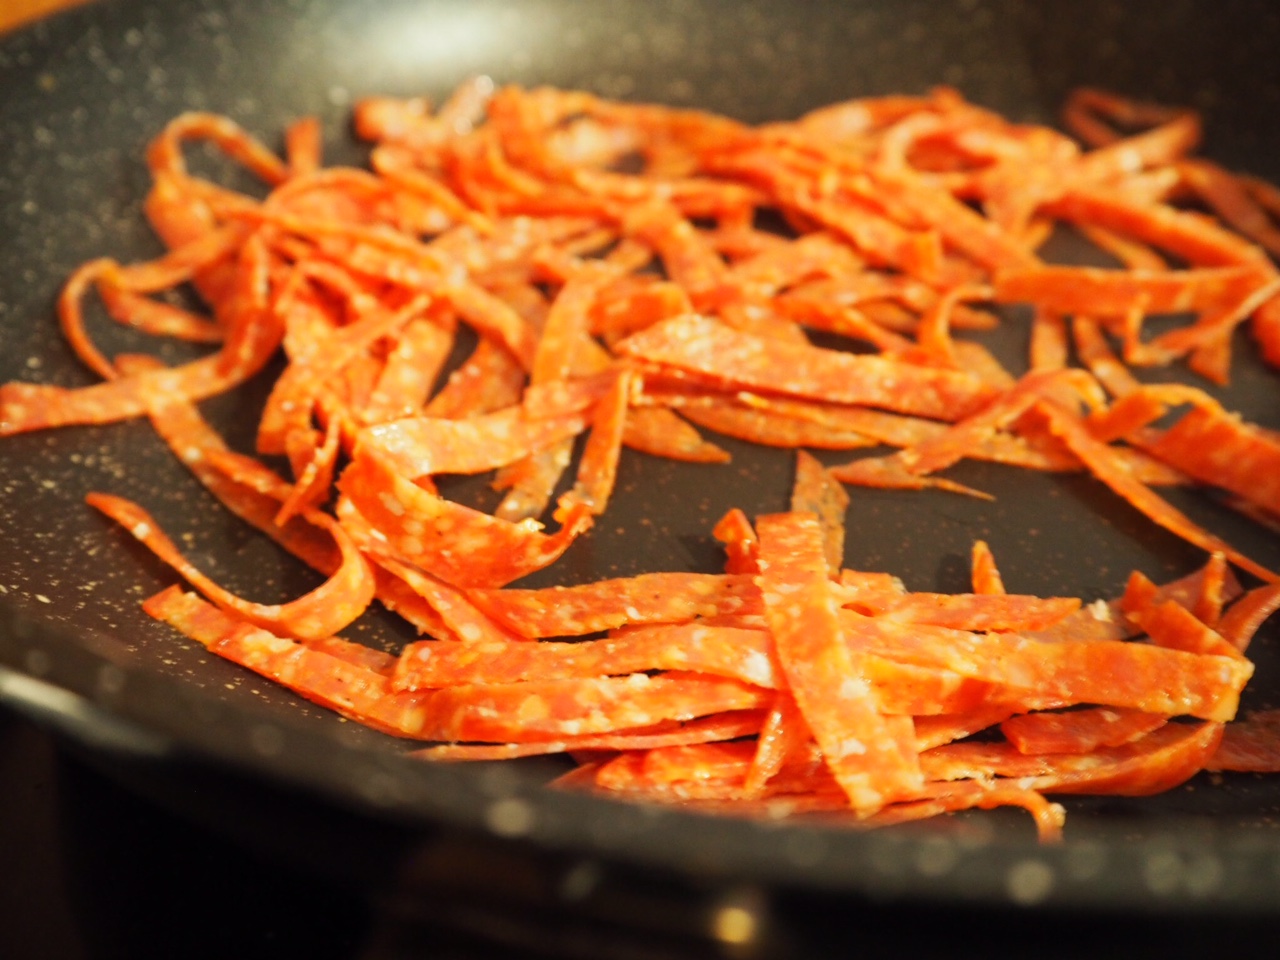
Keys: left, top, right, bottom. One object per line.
{"left": 6, "top": 81, "right": 1280, "bottom": 841}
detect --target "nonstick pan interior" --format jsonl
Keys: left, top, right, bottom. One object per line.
{"left": 4, "top": 0, "right": 1280, "bottom": 918}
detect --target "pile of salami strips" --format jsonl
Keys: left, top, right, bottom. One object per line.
{"left": 5, "top": 82, "right": 1280, "bottom": 841}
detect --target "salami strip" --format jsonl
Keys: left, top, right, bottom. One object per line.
{"left": 756, "top": 512, "right": 923, "bottom": 813}
{"left": 466, "top": 572, "right": 758, "bottom": 637}
{"left": 614, "top": 314, "right": 997, "bottom": 420}
{"left": 337, "top": 449, "right": 593, "bottom": 588}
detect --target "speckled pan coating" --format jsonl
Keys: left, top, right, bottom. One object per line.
{"left": 3, "top": 0, "right": 1280, "bottom": 918}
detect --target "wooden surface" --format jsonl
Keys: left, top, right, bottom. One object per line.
{"left": 0, "top": 0, "right": 93, "bottom": 34}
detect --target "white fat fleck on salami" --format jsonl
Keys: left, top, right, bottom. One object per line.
{"left": 741, "top": 649, "right": 774, "bottom": 686}
{"left": 839, "top": 676, "right": 871, "bottom": 701}
{"left": 836, "top": 737, "right": 867, "bottom": 757}
{"left": 378, "top": 491, "right": 406, "bottom": 517}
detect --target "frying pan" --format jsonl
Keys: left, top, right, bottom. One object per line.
{"left": 5, "top": 0, "right": 1280, "bottom": 943}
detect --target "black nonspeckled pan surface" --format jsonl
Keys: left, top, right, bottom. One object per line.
{"left": 4, "top": 0, "right": 1280, "bottom": 924}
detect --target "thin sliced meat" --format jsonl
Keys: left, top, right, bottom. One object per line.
{"left": 1000, "top": 707, "right": 1167, "bottom": 755}
{"left": 392, "top": 622, "right": 777, "bottom": 691}
{"left": 614, "top": 314, "right": 998, "bottom": 420}
{"left": 840, "top": 609, "right": 1252, "bottom": 722}
{"left": 1038, "top": 399, "right": 1278, "bottom": 582}
{"left": 337, "top": 449, "right": 593, "bottom": 588}
{"left": 790, "top": 450, "right": 850, "bottom": 576}
{"left": 1208, "top": 710, "right": 1280, "bottom": 772}
{"left": 410, "top": 710, "right": 767, "bottom": 761}
{"left": 1142, "top": 405, "right": 1280, "bottom": 519}
{"left": 756, "top": 511, "right": 924, "bottom": 813}
{"left": 466, "top": 572, "right": 758, "bottom": 637}
{"left": 89, "top": 492, "right": 375, "bottom": 642}
{"left": 356, "top": 394, "right": 594, "bottom": 480}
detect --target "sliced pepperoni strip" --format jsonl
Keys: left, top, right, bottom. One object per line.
{"left": 679, "top": 399, "right": 877, "bottom": 450}
{"left": 869, "top": 168, "right": 1040, "bottom": 273}
{"left": 151, "top": 586, "right": 770, "bottom": 742}
{"left": 865, "top": 784, "right": 1066, "bottom": 843}
{"left": 442, "top": 280, "right": 537, "bottom": 371}
{"left": 743, "top": 693, "right": 812, "bottom": 796}
{"left": 487, "top": 262, "right": 617, "bottom": 517}
{"left": 920, "top": 721, "right": 1222, "bottom": 798}
{"left": 127, "top": 381, "right": 450, "bottom": 638}
{"left": 0, "top": 324, "right": 282, "bottom": 437}
{"left": 274, "top": 411, "right": 344, "bottom": 526}
{"left": 88, "top": 492, "right": 376, "bottom": 642}
{"left": 1073, "top": 316, "right": 1143, "bottom": 398}
{"left": 858, "top": 655, "right": 998, "bottom": 717}
{"left": 994, "top": 264, "right": 1269, "bottom": 316}
{"left": 836, "top": 569, "right": 908, "bottom": 604}
{"left": 1216, "top": 584, "right": 1280, "bottom": 654}
{"left": 424, "top": 338, "right": 527, "bottom": 419}
{"left": 257, "top": 294, "right": 431, "bottom": 456}
{"left": 1207, "top": 710, "right": 1280, "bottom": 772}
{"left": 670, "top": 386, "right": 1078, "bottom": 473}
{"left": 146, "top": 112, "right": 290, "bottom": 185}
{"left": 703, "top": 147, "right": 945, "bottom": 281}
{"left": 638, "top": 741, "right": 764, "bottom": 786}
{"left": 756, "top": 511, "right": 924, "bottom": 813}
{"left": 414, "top": 671, "right": 771, "bottom": 743}
{"left": 846, "top": 592, "right": 1080, "bottom": 633}
{"left": 895, "top": 368, "right": 1100, "bottom": 478}
{"left": 1142, "top": 405, "right": 1280, "bottom": 519}
{"left": 410, "top": 710, "right": 767, "bottom": 761}
{"left": 614, "top": 314, "right": 998, "bottom": 420}
{"left": 827, "top": 453, "right": 994, "bottom": 499}
{"left": 590, "top": 740, "right": 836, "bottom": 799}
{"left": 134, "top": 374, "right": 341, "bottom": 571}
{"left": 356, "top": 401, "right": 591, "bottom": 480}
{"left": 1188, "top": 552, "right": 1236, "bottom": 629}
{"left": 285, "top": 115, "right": 324, "bottom": 176}
{"left": 1061, "top": 88, "right": 1196, "bottom": 149}
{"left": 712, "top": 508, "right": 760, "bottom": 576}
{"left": 490, "top": 440, "right": 576, "bottom": 523}
{"left": 731, "top": 395, "right": 962, "bottom": 449}
{"left": 330, "top": 496, "right": 466, "bottom": 638}
{"left": 142, "top": 586, "right": 478, "bottom": 737}
{"left": 369, "top": 554, "right": 527, "bottom": 646}
{"left": 1179, "top": 159, "right": 1280, "bottom": 258}
{"left": 337, "top": 449, "right": 593, "bottom": 588}
{"left": 558, "top": 366, "right": 634, "bottom": 517}
{"left": 1024, "top": 721, "right": 1225, "bottom": 797}
{"left": 590, "top": 277, "right": 694, "bottom": 342}
{"left": 620, "top": 406, "right": 731, "bottom": 463}
{"left": 1044, "top": 185, "right": 1270, "bottom": 268}
{"left": 1077, "top": 224, "right": 1169, "bottom": 271}
{"left": 358, "top": 316, "right": 456, "bottom": 424}
{"left": 913, "top": 704, "right": 1019, "bottom": 751}
{"left": 722, "top": 230, "right": 863, "bottom": 298}
{"left": 839, "top": 609, "right": 1253, "bottom": 722}
{"left": 98, "top": 281, "right": 225, "bottom": 344}
{"left": 466, "top": 572, "right": 758, "bottom": 637}
{"left": 1139, "top": 278, "right": 1280, "bottom": 366}
{"left": 790, "top": 451, "right": 849, "bottom": 577}
{"left": 1000, "top": 708, "right": 1167, "bottom": 755}
{"left": 970, "top": 540, "right": 1006, "bottom": 595}
{"left": 1034, "top": 398, "right": 1278, "bottom": 583}
{"left": 392, "top": 622, "right": 777, "bottom": 691}
{"left": 1129, "top": 596, "right": 1241, "bottom": 659}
